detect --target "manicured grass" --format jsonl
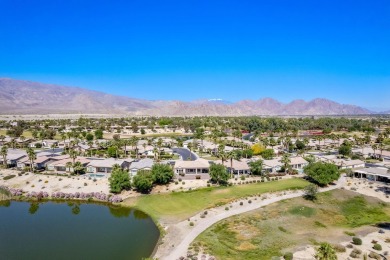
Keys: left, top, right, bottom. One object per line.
{"left": 193, "top": 189, "right": 390, "bottom": 260}
{"left": 125, "top": 178, "right": 309, "bottom": 221}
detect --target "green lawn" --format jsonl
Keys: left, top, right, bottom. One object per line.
{"left": 124, "top": 178, "right": 309, "bottom": 221}
{"left": 193, "top": 189, "right": 390, "bottom": 260}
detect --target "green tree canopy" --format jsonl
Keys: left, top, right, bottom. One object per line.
{"left": 338, "top": 142, "right": 352, "bottom": 157}
{"left": 304, "top": 162, "right": 340, "bottom": 186}
{"left": 249, "top": 159, "right": 264, "bottom": 175}
{"left": 108, "top": 168, "right": 131, "bottom": 194}
{"left": 209, "top": 163, "right": 229, "bottom": 185}
{"left": 94, "top": 129, "right": 103, "bottom": 139}
{"left": 260, "top": 149, "right": 275, "bottom": 160}
{"left": 151, "top": 163, "right": 174, "bottom": 185}
{"left": 133, "top": 170, "right": 154, "bottom": 193}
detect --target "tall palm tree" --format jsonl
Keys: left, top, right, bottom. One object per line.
{"left": 1, "top": 145, "right": 8, "bottom": 168}
{"left": 281, "top": 154, "right": 291, "bottom": 173}
{"left": 227, "top": 150, "right": 241, "bottom": 178}
{"left": 371, "top": 144, "right": 378, "bottom": 158}
{"left": 217, "top": 144, "right": 228, "bottom": 164}
{"left": 0, "top": 135, "right": 6, "bottom": 144}
{"left": 129, "top": 136, "right": 139, "bottom": 158}
{"left": 68, "top": 148, "right": 78, "bottom": 165}
{"left": 187, "top": 142, "right": 193, "bottom": 160}
{"left": 65, "top": 161, "right": 73, "bottom": 174}
{"left": 26, "top": 147, "right": 36, "bottom": 173}
{"left": 20, "top": 136, "right": 26, "bottom": 148}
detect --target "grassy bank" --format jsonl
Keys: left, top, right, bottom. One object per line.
{"left": 123, "top": 178, "right": 309, "bottom": 222}
{"left": 193, "top": 189, "right": 390, "bottom": 259}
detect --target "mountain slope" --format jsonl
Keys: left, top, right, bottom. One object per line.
{"left": 0, "top": 78, "right": 155, "bottom": 114}
{"left": 0, "top": 78, "right": 371, "bottom": 115}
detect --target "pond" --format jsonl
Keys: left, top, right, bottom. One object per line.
{"left": 0, "top": 200, "right": 160, "bottom": 260}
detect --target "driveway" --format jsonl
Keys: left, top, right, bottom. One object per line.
{"left": 172, "top": 148, "right": 198, "bottom": 161}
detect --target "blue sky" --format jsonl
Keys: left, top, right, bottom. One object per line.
{"left": 0, "top": 0, "right": 389, "bottom": 110}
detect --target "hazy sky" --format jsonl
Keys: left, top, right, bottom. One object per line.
{"left": 1, "top": 0, "right": 389, "bottom": 110}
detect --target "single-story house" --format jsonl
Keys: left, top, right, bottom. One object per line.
{"left": 129, "top": 158, "right": 154, "bottom": 177}
{"left": 290, "top": 156, "right": 309, "bottom": 173}
{"left": 263, "top": 159, "right": 283, "bottom": 173}
{"left": 86, "top": 158, "right": 131, "bottom": 174}
{"left": 174, "top": 159, "right": 210, "bottom": 175}
{"left": 47, "top": 157, "right": 91, "bottom": 173}
{"left": 0, "top": 148, "right": 27, "bottom": 167}
{"left": 353, "top": 167, "right": 390, "bottom": 183}
{"left": 333, "top": 159, "right": 365, "bottom": 169}
{"left": 215, "top": 159, "right": 251, "bottom": 175}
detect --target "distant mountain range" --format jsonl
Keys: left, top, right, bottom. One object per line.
{"left": 0, "top": 78, "right": 382, "bottom": 116}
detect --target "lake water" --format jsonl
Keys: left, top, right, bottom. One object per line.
{"left": 0, "top": 201, "right": 160, "bottom": 260}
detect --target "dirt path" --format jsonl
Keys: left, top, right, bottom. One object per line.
{"left": 154, "top": 177, "right": 346, "bottom": 260}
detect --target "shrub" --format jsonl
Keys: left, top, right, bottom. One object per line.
{"left": 283, "top": 252, "right": 293, "bottom": 260}
{"left": 352, "top": 237, "right": 362, "bottom": 245}
{"left": 333, "top": 244, "right": 346, "bottom": 253}
{"left": 189, "top": 222, "right": 194, "bottom": 226}
{"left": 373, "top": 243, "right": 382, "bottom": 251}
{"left": 225, "top": 207, "right": 229, "bottom": 211}
{"left": 344, "top": 231, "right": 356, "bottom": 236}
{"left": 84, "top": 183, "right": 88, "bottom": 186}
{"left": 278, "top": 226, "right": 287, "bottom": 233}
{"left": 3, "top": 175, "right": 16, "bottom": 180}
{"left": 368, "top": 252, "right": 381, "bottom": 260}
{"left": 248, "top": 200, "right": 252, "bottom": 204}
{"left": 240, "top": 175, "right": 245, "bottom": 181}
{"left": 239, "top": 202, "right": 243, "bottom": 206}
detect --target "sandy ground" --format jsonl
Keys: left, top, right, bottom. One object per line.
{"left": 0, "top": 169, "right": 218, "bottom": 199}
{"left": 154, "top": 177, "right": 346, "bottom": 260}
{"left": 0, "top": 169, "right": 110, "bottom": 194}
{"left": 294, "top": 228, "right": 390, "bottom": 260}
{"left": 344, "top": 177, "right": 390, "bottom": 203}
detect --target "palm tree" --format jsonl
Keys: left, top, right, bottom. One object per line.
{"left": 227, "top": 150, "right": 241, "bottom": 178}
{"left": 72, "top": 161, "right": 84, "bottom": 175}
{"left": 20, "top": 136, "right": 26, "bottom": 148}
{"left": 315, "top": 242, "right": 337, "bottom": 260}
{"left": 65, "top": 161, "right": 73, "bottom": 173}
{"left": 10, "top": 138, "right": 17, "bottom": 149}
{"left": 281, "top": 154, "right": 291, "bottom": 174}
{"left": 187, "top": 142, "right": 193, "bottom": 160}
{"left": 217, "top": 144, "right": 228, "bottom": 164}
{"left": 129, "top": 136, "right": 139, "bottom": 158}
{"left": 0, "top": 135, "right": 6, "bottom": 144}
{"left": 68, "top": 148, "right": 78, "bottom": 165}
{"left": 1, "top": 145, "right": 8, "bottom": 168}
{"left": 26, "top": 147, "right": 36, "bottom": 173}
{"left": 371, "top": 144, "right": 378, "bottom": 158}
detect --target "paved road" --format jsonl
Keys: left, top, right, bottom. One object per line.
{"left": 172, "top": 148, "right": 198, "bottom": 161}
{"left": 159, "top": 176, "right": 346, "bottom": 260}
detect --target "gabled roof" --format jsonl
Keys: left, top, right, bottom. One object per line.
{"left": 174, "top": 158, "right": 210, "bottom": 169}
{"left": 87, "top": 158, "right": 130, "bottom": 168}
{"left": 130, "top": 158, "right": 154, "bottom": 169}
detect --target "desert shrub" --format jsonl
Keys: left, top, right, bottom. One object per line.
{"left": 333, "top": 244, "right": 346, "bottom": 253}
{"left": 189, "top": 222, "right": 194, "bottom": 226}
{"left": 225, "top": 207, "right": 229, "bottom": 211}
{"left": 278, "top": 226, "right": 287, "bottom": 233}
{"left": 368, "top": 252, "right": 381, "bottom": 260}
{"left": 373, "top": 244, "right": 382, "bottom": 251}
{"left": 239, "top": 202, "right": 243, "bottom": 206}
{"left": 352, "top": 237, "right": 362, "bottom": 245}
{"left": 344, "top": 231, "right": 356, "bottom": 236}
{"left": 283, "top": 252, "right": 293, "bottom": 260}
{"left": 3, "top": 175, "right": 16, "bottom": 180}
